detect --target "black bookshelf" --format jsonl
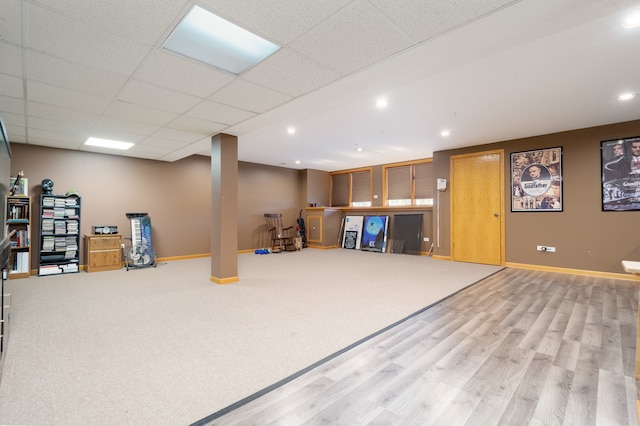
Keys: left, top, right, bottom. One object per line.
{"left": 38, "top": 194, "right": 81, "bottom": 276}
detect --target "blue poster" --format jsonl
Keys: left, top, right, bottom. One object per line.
{"left": 361, "top": 215, "right": 389, "bottom": 252}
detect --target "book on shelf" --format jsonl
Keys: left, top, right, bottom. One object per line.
{"left": 9, "top": 229, "right": 30, "bottom": 247}
{"left": 39, "top": 265, "right": 61, "bottom": 275}
{"left": 7, "top": 199, "right": 29, "bottom": 220}
{"left": 10, "top": 252, "right": 29, "bottom": 273}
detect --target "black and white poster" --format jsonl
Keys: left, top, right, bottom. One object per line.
{"left": 511, "top": 147, "right": 562, "bottom": 212}
{"left": 601, "top": 136, "right": 640, "bottom": 211}
{"left": 342, "top": 216, "right": 364, "bottom": 249}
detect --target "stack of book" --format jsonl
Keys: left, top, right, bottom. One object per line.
{"left": 66, "top": 220, "right": 79, "bottom": 234}
{"left": 41, "top": 236, "right": 55, "bottom": 252}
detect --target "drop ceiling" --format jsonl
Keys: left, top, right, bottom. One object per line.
{"left": 0, "top": 0, "right": 638, "bottom": 171}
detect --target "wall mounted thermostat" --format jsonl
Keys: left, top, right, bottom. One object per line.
{"left": 437, "top": 178, "right": 447, "bottom": 191}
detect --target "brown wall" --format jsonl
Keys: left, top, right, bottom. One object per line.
{"left": 9, "top": 145, "right": 213, "bottom": 264}
{"left": 433, "top": 119, "right": 640, "bottom": 274}
{"left": 9, "top": 145, "right": 314, "bottom": 270}
{"left": 238, "top": 161, "right": 303, "bottom": 249}
{"left": 306, "top": 169, "right": 330, "bottom": 207}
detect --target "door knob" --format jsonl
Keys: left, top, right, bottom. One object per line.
{"left": 494, "top": 213, "right": 499, "bottom": 217}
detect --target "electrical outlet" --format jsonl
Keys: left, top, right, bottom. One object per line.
{"left": 423, "top": 237, "right": 429, "bottom": 242}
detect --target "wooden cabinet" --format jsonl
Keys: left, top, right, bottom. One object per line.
{"left": 305, "top": 207, "right": 343, "bottom": 248}
{"left": 5, "top": 196, "right": 31, "bottom": 278}
{"left": 85, "top": 234, "right": 122, "bottom": 272}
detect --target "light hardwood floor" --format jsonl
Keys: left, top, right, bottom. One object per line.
{"left": 194, "top": 267, "right": 639, "bottom": 425}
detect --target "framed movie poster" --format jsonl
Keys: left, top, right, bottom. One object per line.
{"left": 361, "top": 215, "right": 389, "bottom": 252}
{"left": 342, "top": 215, "right": 364, "bottom": 249}
{"left": 511, "top": 147, "right": 562, "bottom": 212}
{"left": 601, "top": 136, "right": 640, "bottom": 211}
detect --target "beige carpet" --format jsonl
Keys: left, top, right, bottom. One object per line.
{"left": 0, "top": 249, "right": 502, "bottom": 425}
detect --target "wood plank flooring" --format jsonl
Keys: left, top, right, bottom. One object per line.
{"left": 194, "top": 268, "right": 639, "bottom": 425}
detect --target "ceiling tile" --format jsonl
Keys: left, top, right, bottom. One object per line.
{"left": 118, "top": 80, "right": 201, "bottom": 114}
{"left": 187, "top": 100, "right": 255, "bottom": 126}
{"left": 127, "top": 144, "right": 175, "bottom": 160}
{"left": 92, "top": 117, "right": 160, "bottom": 140}
{"left": 150, "top": 127, "right": 205, "bottom": 143}
{"left": 28, "top": 116, "right": 93, "bottom": 136}
{"left": 41, "top": 0, "right": 188, "bottom": 45}
{"left": 0, "top": 0, "right": 22, "bottom": 45}
{"left": 289, "top": 0, "right": 414, "bottom": 75}
{"left": 27, "top": 101, "right": 100, "bottom": 126}
{"left": 136, "top": 137, "right": 191, "bottom": 151}
{"left": 370, "top": 0, "right": 519, "bottom": 42}
{"left": 27, "top": 136, "right": 82, "bottom": 150}
{"left": 134, "top": 50, "right": 235, "bottom": 98}
{"left": 0, "top": 74, "right": 24, "bottom": 98}
{"left": 103, "top": 101, "right": 178, "bottom": 126}
{"left": 158, "top": 138, "right": 211, "bottom": 162}
{"left": 79, "top": 144, "right": 139, "bottom": 157}
{"left": 2, "top": 112, "right": 26, "bottom": 128}
{"left": 26, "top": 51, "right": 127, "bottom": 98}
{"left": 26, "top": 2, "right": 151, "bottom": 75}
{"left": 210, "top": 79, "right": 292, "bottom": 113}
{"left": 0, "top": 95, "right": 25, "bottom": 115}
{"left": 6, "top": 126, "right": 26, "bottom": 142}
{"left": 0, "top": 42, "right": 22, "bottom": 76}
{"left": 167, "top": 116, "right": 228, "bottom": 135}
{"left": 27, "top": 128, "right": 87, "bottom": 146}
{"left": 198, "top": 0, "right": 352, "bottom": 44}
{"left": 242, "top": 48, "right": 341, "bottom": 97}
{"left": 27, "top": 81, "right": 111, "bottom": 113}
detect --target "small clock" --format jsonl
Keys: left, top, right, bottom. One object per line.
{"left": 41, "top": 178, "right": 54, "bottom": 195}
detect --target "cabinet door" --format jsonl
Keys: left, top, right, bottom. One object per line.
{"left": 307, "top": 216, "right": 322, "bottom": 243}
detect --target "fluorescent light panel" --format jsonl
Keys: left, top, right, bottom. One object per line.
{"left": 622, "top": 12, "right": 640, "bottom": 29}
{"left": 85, "top": 137, "right": 134, "bottom": 150}
{"left": 163, "top": 5, "right": 280, "bottom": 75}
{"left": 618, "top": 92, "right": 637, "bottom": 101}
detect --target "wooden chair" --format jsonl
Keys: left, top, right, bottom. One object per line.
{"left": 264, "top": 213, "right": 296, "bottom": 253}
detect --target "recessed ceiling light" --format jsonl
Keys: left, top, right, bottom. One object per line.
{"left": 375, "top": 98, "right": 388, "bottom": 108}
{"left": 622, "top": 13, "right": 640, "bottom": 29}
{"left": 163, "top": 5, "right": 280, "bottom": 75}
{"left": 287, "top": 127, "right": 296, "bottom": 135}
{"left": 295, "top": 160, "right": 301, "bottom": 165}
{"left": 355, "top": 147, "right": 364, "bottom": 152}
{"left": 85, "top": 137, "right": 134, "bottom": 150}
{"left": 617, "top": 92, "right": 637, "bottom": 101}
{"left": 441, "top": 130, "right": 451, "bottom": 137}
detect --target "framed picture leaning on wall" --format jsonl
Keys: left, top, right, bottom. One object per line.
{"left": 9, "top": 176, "right": 28, "bottom": 196}
{"left": 511, "top": 147, "right": 562, "bottom": 212}
{"left": 601, "top": 136, "right": 640, "bottom": 211}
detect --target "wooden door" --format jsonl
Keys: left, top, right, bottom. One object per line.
{"left": 451, "top": 150, "right": 504, "bottom": 265}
